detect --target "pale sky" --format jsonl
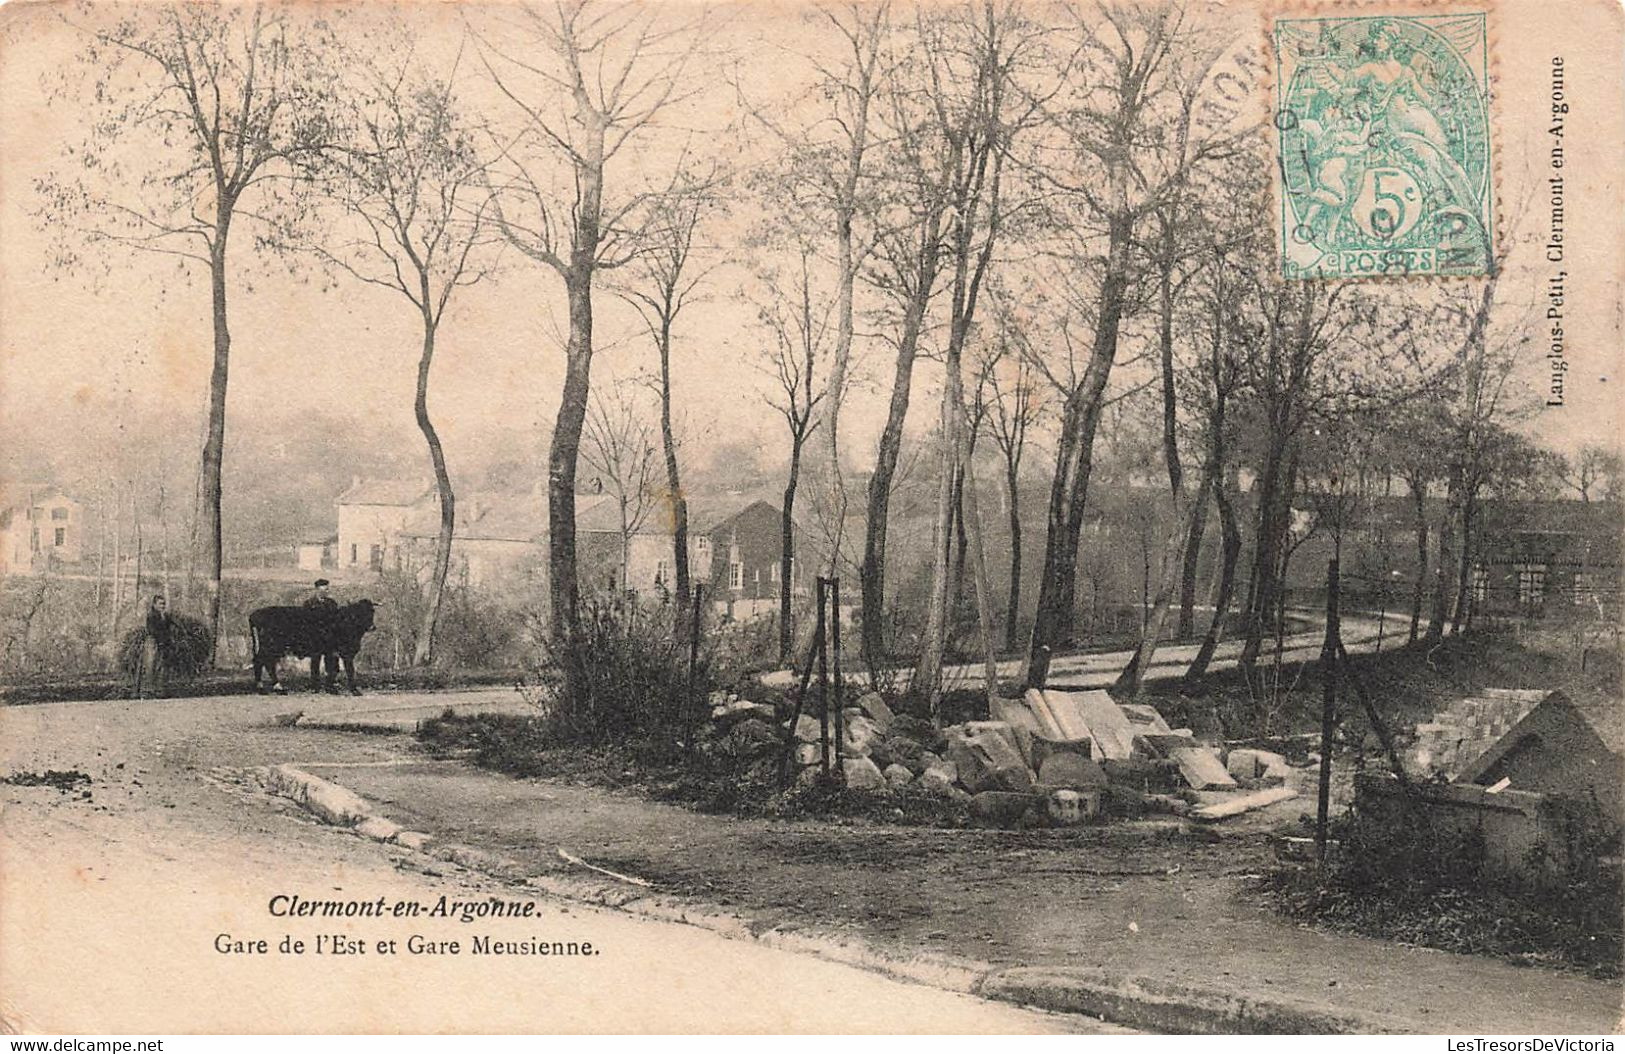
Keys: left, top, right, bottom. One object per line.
{"left": 1, "top": 0, "right": 1619, "bottom": 503}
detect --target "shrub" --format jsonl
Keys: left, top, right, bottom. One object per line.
{"left": 524, "top": 592, "right": 716, "bottom": 747}
{"left": 1265, "top": 795, "right": 1623, "bottom": 978}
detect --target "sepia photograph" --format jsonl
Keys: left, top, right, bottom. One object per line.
{"left": 0, "top": 0, "right": 1621, "bottom": 1037}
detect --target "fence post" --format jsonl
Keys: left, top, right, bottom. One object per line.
{"left": 685, "top": 584, "right": 703, "bottom": 756}
{"left": 831, "top": 577, "right": 844, "bottom": 775}
{"left": 1316, "top": 558, "right": 1340, "bottom": 865}
{"left": 816, "top": 577, "right": 830, "bottom": 776}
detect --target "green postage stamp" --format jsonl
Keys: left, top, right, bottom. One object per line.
{"left": 1272, "top": 12, "right": 1494, "bottom": 278}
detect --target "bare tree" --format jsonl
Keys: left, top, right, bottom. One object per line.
{"left": 985, "top": 307, "right": 1044, "bottom": 653}
{"left": 912, "top": 1, "right": 1043, "bottom": 706}
{"left": 307, "top": 51, "right": 494, "bottom": 666}
{"left": 479, "top": 0, "right": 703, "bottom": 701}
{"left": 1022, "top": 0, "right": 1234, "bottom": 688}
{"left": 750, "top": 4, "right": 892, "bottom": 569}
{"left": 1559, "top": 446, "right": 1623, "bottom": 504}
{"left": 757, "top": 251, "right": 830, "bottom": 665}
{"left": 618, "top": 172, "right": 719, "bottom": 616}
{"left": 582, "top": 389, "right": 659, "bottom": 592}
{"left": 38, "top": 5, "right": 335, "bottom": 654}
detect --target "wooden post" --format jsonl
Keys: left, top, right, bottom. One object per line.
{"left": 1316, "top": 558, "right": 1340, "bottom": 864}
{"left": 816, "top": 577, "right": 830, "bottom": 776}
{"left": 831, "top": 577, "right": 844, "bottom": 774}
{"left": 778, "top": 608, "right": 824, "bottom": 786}
{"left": 685, "top": 584, "right": 703, "bottom": 755}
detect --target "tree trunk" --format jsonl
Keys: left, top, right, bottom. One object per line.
{"left": 961, "top": 450, "right": 999, "bottom": 711}
{"left": 1004, "top": 459, "right": 1022, "bottom": 654}
{"left": 779, "top": 442, "right": 802, "bottom": 667}
{"left": 199, "top": 209, "right": 235, "bottom": 662}
{"left": 1185, "top": 469, "right": 1242, "bottom": 685}
{"left": 1427, "top": 478, "right": 1459, "bottom": 642}
{"left": 110, "top": 487, "right": 123, "bottom": 638}
{"left": 1176, "top": 476, "right": 1210, "bottom": 639}
{"left": 1026, "top": 215, "right": 1132, "bottom": 687}
{"left": 1240, "top": 436, "right": 1296, "bottom": 668}
{"left": 950, "top": 462, "right": 968, "bottom": 617}
{"left": 550, "top": 278, "right": 594, "bottom": 698}
{"left": 413, "top": 315, "right": 454, "bottom": 668}
{"left": 658, "top": 315, "right": 690, "bottom": 614}
{"left": 1452, "top": 493, "right": 1475, "bottom": 635}
{"left": 1114, "top": 463, "right": 1215, "bottom": 698}
{"left": 1408, "top": 481, "right": 1428, "bottom": 643}
{"left": 859, "top": 224, "right": 942, "bottom": 677}
{"left": 915, "top": 367, "right": 965, "bottom": 707}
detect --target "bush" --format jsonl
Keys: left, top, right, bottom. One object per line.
{"left": 1265, "top": 795, "right": 1623, "bottom": 978}
{"left": 524, "top": 592, "right": 716, "bottom": 747}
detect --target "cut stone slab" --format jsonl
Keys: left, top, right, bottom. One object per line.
{"left": 1028, "top": 689, "right": 1138, "bottom": 761}
{"left": 1227, "top": 748, "right": 1289, "bottom": 780}
{"left": 885, "top": 736, "right": 928, "bottom": 772}
{"left": 793, "top": 715, "right": 822, "bottom": 743}
{"left": 716, "top": 701, "right": 778, "bottom": 728}
{"left": 1190, "top": 785, "right": 1297, "bottom": 822}
{"left": 883, "top": 763, "right": 914, "bottom": 788}
{"left": 1120, "top": 703, "right": 1172, "bottom": 733}
{"left": 993, "top": 696, "right": 1042, "bottom": 737}
{"left": 842, "top": 714, "right": 882, "bottom": 757}
{"left": 843, "top": 755, "right": 886, "bottom": 791}
{"left": 968, "top": 718, "right": 1033, "bottom": 770}
{"left": 1037, "top": 750, "right": 1108, "bottom": 791}
{"left": 1137, "top": 732, "right": 1198, "bottom": 758}
{"left": 1170, "top": 747, "right": 1237, "bottom": 790}
{"left": 856, "top": 692, "right": 895, "bottom": 735}
{"left": 945, "top": 723, "right": 1033, "bottom": 793}
{"left": 971, "top": 790, "right": 1038, "bottom": 824}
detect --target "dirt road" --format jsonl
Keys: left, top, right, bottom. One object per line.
{"left": 0, "top": 694, "right": 1110, "bottom": 1034}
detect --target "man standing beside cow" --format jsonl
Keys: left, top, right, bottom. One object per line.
{"left": 303, "top": 578, "right": 341, "bottom": 694}
{"left": 248, "top": 581, "right": 377, "bottom": 696}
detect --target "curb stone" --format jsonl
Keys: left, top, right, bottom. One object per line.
{"left": 258, "top": 763, "right": 1394, "bottom": 1034}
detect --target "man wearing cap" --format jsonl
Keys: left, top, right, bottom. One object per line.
{"left": 303, "top": 579, "right": 340, "bottom": 693}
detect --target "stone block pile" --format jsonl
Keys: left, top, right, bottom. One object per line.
{"left": 1406, "top": 688, "right": 1546, "bottom": 778}
{"left": 700, "top": 685, "right": 1301, "bottom": 827}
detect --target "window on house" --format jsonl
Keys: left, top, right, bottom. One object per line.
{"left": 729, "top": 562, "right": 743, "bottom": 590}
{"left": 53, "top": 528, "right": 65, "bottom": 547}
{"left": 1574, "top": 573, "right": 1598, "bottom": 607}
{"left": 369, "top": 544, "right": 384, "bottom": 570}
{"left": 350, "top": 543, "right": 359, "bottom": 564}
{"left": 770, "top": 562, "right": 778, "bottom": 582}
{"left": 655, "top": 559, "right": 669, "bottom": 585}
{"left": 1469, "top": 565, "right": 1489, "bottom": 603}
{"left": 1515, "top": 564, "right": 1546, "bottom": 608}
{"left": 30, "top": 527, "right": 39, "bottom": 552}
{"left": 696, "top": 537, "right": 711, "bottom": 557}
{"left": 50, "top": 507, "right": 68, "bottom": 521}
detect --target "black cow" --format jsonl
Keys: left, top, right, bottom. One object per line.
{"left": 248, "top": 599, "right": 376, "bottom": 695}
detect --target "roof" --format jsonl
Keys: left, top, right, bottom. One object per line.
{"left": 575, "top": 492, "right": 672, "bottom": 536}
{"left": 336, "top": 479, "right": 432, "bottom": 507}
{"left": 397, "top": 490, "right": 634, "bottom": 543}
{"left": 693, "top": 498, "right": 786, "bottom": 535}
{"left": 0, "top": 484, "right": 77, "bottom": 511}
{"left": 1457, "top": 691, "right": 1625, "bottom": 785}
{"left": 1574, "top": 698, "right": 1625, "bottom": 757}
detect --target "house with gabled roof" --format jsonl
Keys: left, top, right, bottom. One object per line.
{"left": 0, "top": 485, "right": 85, "bottom": 574}
{"left": 335, "top": 477, "right": 433, "bottom": 573}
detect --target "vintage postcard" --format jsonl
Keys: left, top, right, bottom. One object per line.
{"left": 1, "top": 0, "right": 1621, "bottom": 1037}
